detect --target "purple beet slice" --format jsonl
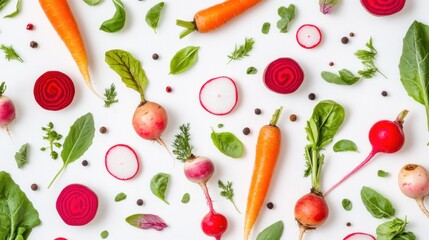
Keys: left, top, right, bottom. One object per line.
{"left": 263, "top": 58, "right": 304, "bottom": 94}
{"left": 361, "top": 0, "right": 406, "bottom": 16}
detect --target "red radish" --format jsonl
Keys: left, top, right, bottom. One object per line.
{"left": 263, "top": 58, "right": 304, "bottom": 94}
{"left": 105, "top": 144, "right": 140, "bottom": 181}
{"left": 184, "top": 156, "right": 215, "bottom": 183}
{"left": 56, "top": 184, "right": 98, "bottom": 226}
{"left": 202, "top": 211, "right": 228, "bottom": 240}
{"left": 0, "top": 82, "right": 16, "bottom": 134}
{"left": 132, "top": 101, "right": 168, "bottom": 145}
{"left": 398, "top": 163, "right": 429, "bottom": 217}
{"left": 361, "top": 0, "right": 406, "bottom": 16}
{"left": 343, "top": 232, "right": 376, "bottom": 240}
{"left": 55, "top": 238, "right": 67, "bottom": 240}
{"left": 325, "top": 110, "right": 409, "bottom": 196}
{"left": 34, "top": 71, "right": 75, "bottom": 111}
{"left": 296, "top": 24, "right": 322, "bottom": 49}
{"left": 199, "top": 76, "right": 238, "bottom": 115}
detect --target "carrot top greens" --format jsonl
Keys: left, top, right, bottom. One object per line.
{"left": 172, "top": 123, "right": 193, "bottom": 162}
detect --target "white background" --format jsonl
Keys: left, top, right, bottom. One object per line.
{"left": 1, "top": 0, "right": 428, "bottom": 239}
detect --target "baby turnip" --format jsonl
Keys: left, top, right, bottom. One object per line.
{"left": 398, "top": 163, "right": 429, "bottom": 217}
{"left": 0, "top": 82, "right": 16, "bottom": 135}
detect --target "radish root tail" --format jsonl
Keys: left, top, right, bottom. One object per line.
{"left": 416, "top": 197, "right": 429, "bottom": 218}
{"left": 155, "top": 137, "right": 175, "bottom": 167}
{"left": 298, "top": 226, "right": 306, "bottom": 240}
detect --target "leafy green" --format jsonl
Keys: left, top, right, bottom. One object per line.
{"left": 321, "top": 69, "right": 361, "bottom": 85}
{"left": 169, "top": 46, "right": 200, "bottom": 75}
{"left": 0, "top": 171, "right": 41, "bottom": 240}
{"left": 40, "top": 122, "right": 63, "bottom": 160}
{"left": 255, "top": 220, "right": 284, "bottom": 240}
{"left": 48, "top": 113, "right": 95, "bottom": 188}
{"left": 172, "top": 123, "right": 193, "bottom": 162}
{"left": 181, "top": 193, "right": 190, "bottom": 204}
{"left": 125, "top": 214, "right": 167, "bottom": 230}
{"left": 333, "top": 139, "right": 358, "bottom": 152}
{"left": 227, "top": 38, "right": 254, "bottom": 63}
{"left": 378, "top": 170, "right": 389, "bottom": 177}
{"left": 247, "top": 67, "right": 257, "bottom": 74}
{"left": 100, "top": 230, "right": 109, "bottom": 239}
{"left": 84, "top": 0, "right": 102, "bottom": 5}
{"left": 145, "top": 2, "right": 165, "bottom": 32}
{"left": 100, "top": 0, "right": 126, "bottom": 32}
{"left": 14, "top": 143, "right": 29, "bottom": 168}
{"left": 105, "top": 49, "right": 148, "bottom": 102}
{"left": 377, "top": 218, "right": 415, "bottom": 240}
{"left": 399, "top": 21, "right": 429, "bottom": 130}
{"left": 277, "top": 4, "right": 295, "bottom": 33}
{"left": 114, "top": 192, "right": 127, "bottom": 202}
{"left": 0, "top": 44, "right": 23, "bottom": 62}
{"left": 355, "top": 37, "right": 386, "bottom": 79}
{"left": 0, "top": 0, "right": 10, "bottom": 11}
{"left": 103, "top": 83, "right": 118, "bottom": 107}
{"left": 211, "top": 128, "right": 244, "bottom": 158}
{"left": 0, "top": 81, "right": 5, "bottom": 96}
{"left": 218, "top": 180, "right": 240, "bottom": 213}
{"left": 150, "top": 173, "right": 170, "bottom": 204}
{"left": 342, "top": 198, "right": 352, "bottom": 211}
{"left": 262, "top": 22, "right": 271, "bottom": 34}
{"left": 319, "top": 0, "right": 339, "bottom": 14}
{"left": 361, "top": 186, "right": 395, "bottom": 219}
{"left": 4, "top": 0, "right": 21, "bottom": 18}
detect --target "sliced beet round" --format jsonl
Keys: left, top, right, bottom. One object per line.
{"left": 263, "top": 58, "right": 304, "bottom": 94}
{"left": 34, "top": 71, "right": 75, "bottom": 111}
{"left": 361, "top": 0, "right": 405, "bottom": 16}
{"left": 56, "top": 184, "right": 98, "bottom": 226}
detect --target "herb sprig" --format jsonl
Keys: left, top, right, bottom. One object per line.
{"left": 41, "top": 122, "right": 63, "bottom": 160}
{"left": 172, "top": 123, "right": 193, "bottom": 161}
{"left": 355, "top": 37, "right": 386, "bottom": 79}
{"left": 103, "top": 83, "right": 119, "bottom": 107}
{"left": 228, "top": 38, "right": 255, "bottom": 63}
{"left": 0, "top": 45, "right": 23, "bottom": 62}
{"left": 218, "top": 180, "right": 240, "bottom": 213}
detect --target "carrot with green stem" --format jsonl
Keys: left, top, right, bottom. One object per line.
{"left": 244, "top": 106, "right": 283, "bottom": 240}
{"left": 176, "top": 0, "right": 263, "bottom": 38}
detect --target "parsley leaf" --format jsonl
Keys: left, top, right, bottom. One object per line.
{"left": 218, "top": 180, "right": 240, "bottom": 213}
{"left": 227, "top": 38, "right": 255, "bottom": 63}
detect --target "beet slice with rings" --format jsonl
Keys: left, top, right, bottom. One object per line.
{"left": 361, "top": 0, "right": 406, "bottom": 16}
{"left": 263, "top": 58, "right": 304, "bottom": 94}
{"left": 34, "top": 71, "right": 75, "bottom": 111}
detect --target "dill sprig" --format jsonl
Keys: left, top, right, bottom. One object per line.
{"left": 172, "top": 123, "right": 193, "bottom": 162}
{"left": 227, "top": 38, "right": 255, "bottom": 63}
{"left": 104, "top": 83, "right": 119, "bottom": 107}
{"left": 218, "top": 180, "right": 240, "bottom": 213}
{"left": 0, "top": 45, "right": 23, "bottom": 62}
{"left": 355, "top": 37, "right": 386, "bottom": 79}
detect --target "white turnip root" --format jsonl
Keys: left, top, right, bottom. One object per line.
{"left": 398, "top": 163, "right": 429, "bottom": 217}
{"left": 0, "top": 82, "right": 15, "bottom": 135}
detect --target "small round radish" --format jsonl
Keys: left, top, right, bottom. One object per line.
{"left": 201, "top": 211, "right": 228, "bottom": 240}
{"left": 0, "top": 82, "right": 16, "bottom": 133}
{"left": 294, "top": 192, "right": 329, "bottom": 240}
{"left": 133, "top": 101, "right": 168, "bottom": 142}
{"left": 34, "top": 71, "right": 75, "bottom": 111}
{"left": 264, "top": 58, "right": 304, "bottom": 94}
{"left": 105, "top": 144, "right": 139, "bottom": 180}
{"left": 56, "top": 184, "right": 98, "bottom": 226}
{"left": 184, "top": 156, "right": 215, "bottom": 184}
{"left": 398, "top": 163, "right": 429, "bottom": 217}
{"left": 361, "top": 0, "right": 406, "bottom": 16}
{"left": 199, "top": 76, "right": 238, "bottom": 115}
{"left": 296, "top": 24, "right": 322, "bottom": 49}
{"left": 343, "top": 232, "right": 376, "bottom": 240}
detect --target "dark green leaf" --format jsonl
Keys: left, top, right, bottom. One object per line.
{"left": 14, "top": 143, "right": 29, "bottom": 168}
{"left": 181, "top": 193, "right": 190, "bottom": 204}
{"left": 247, "top": 66, "right": 257, "bottom": 74}
{"left": 211, "top": 129, "right": 244, "bottom": 158}
{"left": 114, "top": 192, "right": 127, "bottom": 202}
{"left": 227, "top": 38, "right": 254, "bottom": 62}
{"left": 169, "top": 46, "right": 199, "bottom": 75}
{"left": 333, "top": 139, "right": 358, "bottom": 152}
{"left": 376, "top": 218, "right": 408, "bottom": 240}
{"left": 277, "top": 4, "right": 295, "bottom": 33}
{"left": 393, "top": 232, "right": 416, "bottom": 240}
{"left": 321, "top": 69, "right": 360, "bottom": 85}
{"left": 145, "top": 2, "right": 165, "bottom": 32}
{"left": 256, "top": 220, "right": 284, "bottom": 240}
{"left": 378, "top": 170, "right": 389, "bottom": 177}
{"left": 342, "top": 198, "right": 353, "bottom": 211}
{"left": 150, "top": 172, "right": 170, "bottom": 204}
{"left": 0, "top": 0, "right": 10, "bottom": 11}
{"left": 262, "top": 22, "right": 271, "bottom": 34}
{"left": 4, "top": 0, "right": 21, "bottom": 18}
{"left": 83, "top": 0, "right": 102, "bottom": 5}
{"left": 361, "top": 186, "right": 395, "bottom": 219}
{"left": 100, "top": 230, "right": 109, "bottom": 239}
{"left": 100, "top": 0, "right": 126, "bottom": 32}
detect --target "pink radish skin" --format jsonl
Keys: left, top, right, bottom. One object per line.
{"left": 199, "top": 76, "right": 238, "bottom": 116}
{"left": 0, "top": 82, "right": 16, "bottom": 133}
{"left": 105, "top": 144, "right": 140, "bottom": 180}
{"left": 343, "top": 232, "right": 376, "bottom": 240}
{"left": 398, "top": 163, "right": 429, "bottom": 217}
{"left": 325, "top": 110, "right": 408, "bottom": 196}
{"left": 132, "top": 101, "right": 168, "bottom": 143}
{"left": 361, "top": 0, "right": 406, "bottom": 16}
{"left": 296, "top": 24, "right": 322, "bottom": 49}
{"left": 184, "top": 156, "right": 215, "bottom": 184}
{"left": 201, "top": 211, "right": 228, "bottom": 240}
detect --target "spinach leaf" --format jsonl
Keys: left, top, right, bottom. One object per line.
{"left": 0, "top": 0, "right": 10, "bottom": 11}
{"left": 277, "top": 4, "right": 295, "bottom": 33}
{"left": 181, "top": 193, "right": 190, "bottom": 204}
{"left": 83, "top": 0, "right": 102, "bottom": 5}
{"left": 14, "top": 143, "right": 29, "bottom": 168}
{"left": 4, "top": 0, "right": 21, "bottom": 18}
{"left": 399, "top": 21, "right": 429, "bottom": 130}
{"left": 105, "top": 49, "right": 148, "bottom": 101}
{"left": 262, "top": 22, "right": 270, "bottom": 34}
{"left": 256, "top": 220, "right": 284, "bottom": 240}
{"left": 342, "top": 198, "right": 353, "bottom": 211}
{"left": 378, "top": 170, "right": 389, "bottom": 177}
{"left": 48, "top": 113, "right": 95, "bottom": 188}
{"left": 247, "top": 66, "right": 257, "bottom": 74}
{"left": 114, "top": 192, "right": 127, "bottom": 202}
{"left": 150, "top": 173, "right": 170, "bottom": 204}
{"left": 361, "top": 186, "right": 395, "bottom": 219}
{"left": 100, "top": 0, "right": 126, "bottom": 32}
{"left": 321, "top": 69, "right": 360, "bottom": 85}
{"left": 376, "top": 218, "right": 408, "bottom": 240}
{"left": 169, "top": 46, "right": 199, "bottom": 75}
{"left": 145, "top": 2, "right": 165, "bottom": 32}
{"left": 211, "top": 128, "right": 244, "bottom": 158}
{"left": 393, "top": 232, "right": 416, "bottom": 240}
{"left": 333, "top": 139, "right": 358, "bottom": 152}
{"left": 0, "top": 171, "right": 41, "bottom": 240}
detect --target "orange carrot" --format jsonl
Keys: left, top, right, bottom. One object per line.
{"left": 38, "top": 0, "right": 100, "bottom": 98}
{"left": 244, "top": 107, "right": 283, "bottom": 240}
{"left": 176, "top": 0, "right": 262, "bottom": 38}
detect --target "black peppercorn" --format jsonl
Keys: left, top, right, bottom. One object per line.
{"left": 242, "top": 127, "right": 250, "bottom": 135}
{"left": 266, "top": 202, "right": 274, "bottom": 209}
{"left": 30, "top": 41, "right": 38, "bottom": 48}
{"left": 308, "top": 93, "right": 316, "bottom": 100}
{"left": 31, "top": 183, "right": 38, "bottom": 191}
{"left": 136, "top": 199, "right": 144, "bottom": 206}
{"left": 254, "top": 108, "right": 262, "bottom": 115}
{"left": 341, "top": 37, "right": 349, "bottom": 44}
{"left": 381, "top": 91, "right": 388, "bottom": 97}
{"left": 99, "top": 126, "right": 107, "bottom": 134}
{"left": 152, "top": 53, "right": 159, "bottom": 60}
{"left": 82, "top": 160, "right": 89, "bottom": 166}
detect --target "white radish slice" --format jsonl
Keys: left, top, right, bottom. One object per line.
{"left": 199, "top": 76, "right": 238, "bottom": 115}
{"left": 296, "top": 24, "right": 322, "bottom": 49}
{"left": 343, "top": 232, "right": 376, "bottom": 240}
{"left": 105, "top": 144, "right": 140, "bottom": 180}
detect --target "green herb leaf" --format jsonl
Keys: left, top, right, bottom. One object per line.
{"left": 181, "top": 193, "right": 190, "bottom": 204}
{"left": 247, "top": 66, "right": 257, "bottom": 74}
{"left": 378, "top": 170, "right": 389, "bottom": 177}
{"left": 0, "top": 0, "right": 10, "bottom": 11}
{"left": 0, "top": 44, "right": 23, "bottom": 62}
{"left": 4, "top": 0, "right": 21, "bottom": 18}
{"left": 228, "top": 38, "right": 255, "bottom": 63}
{"left": 376, "top": 218, "right": 415, "bottom": 240}
{"left": 277, "top": 4, "right": 295, "bottom": 33}
{"left": 105, "top": 49, "right": 148, "bottom": 101}
{"left": 169, "top": 46, "right": 199, "bottom": 75}
{"left": 145, "top": 2, "right": 165, "bottom": 32}
{"left": 321, "top": 69, "right": 360, "bottom": 85}
{"left": 41, "top": 122, "right": 63, "bottom": 160}
{"left": 49, "top": 113, "right": 95, "bottom": 188}
{"left": 100, "top": 230, "right": 109, "bottom": 239}
{"left": 150, "top": 172, "right": 170, "bottom": 204}
{"left": 104, "top": 83, "right": 119, "bottom": 107}
{"left": 262, "top": 22, "right": 271, "bottom": 34}
{"left": 393, "top": 232, "right": 416, "bottom": 240}
{"left": 0, "top": 81, "right": 6, "bottom": 97}
{"left": 218, "top": 180, "right": 240, "bottom": 213}
{"left": 256, "top": 220, "right": 284, "bottom": 240}
{"left": 100, "top": 0, "right": 126, "bottom": 32}
{"left": 211, "top": 128, "right": 244, "bottom": 158}
{"left": 14, "top": 143, "right": 29, "bottom": 168}
{"left": 172, "top": 123, "right": 193, "bottom": 162}
{"left": 361, "top": 186, "right": 395, "bottom": 219}
{"left": 333, "top": 139, "right": 358, "bottom": 152}
{"left": 84, "top": 0, "right": 102, "bottom": 5}
{"left": 355, "top": 37, "right": 386, "bottom": 79}
{"left": 114, "top": 192, "right": 127, "bottom": 202}
{"left": 342, "top": 198, "right": 353, "bottom": 211}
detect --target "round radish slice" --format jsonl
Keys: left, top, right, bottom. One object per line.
{"left": 199, "top": 76, "right": 238, "bottom": 115}
{"left": 34, "top": 71, "right": 75, "bottom": 111}
{"left": 361, "top": 0, "right": 405, "bottom": 16}
{"left": 296, "top": 24, "right": 322, "bottom": 49}
{"left": 105, "top": 144, "right": 140, "bottom": 180}
{"left": 263, "top": 58, "right": 304, "bottom": 94}
{"left": 343, "top": 232, "right": 376, "bottom": 240}
{"left": 56, "top": 184, "right": 98, "bottom": 226}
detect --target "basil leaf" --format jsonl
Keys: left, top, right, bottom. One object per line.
{"left": 378, "top": 170, "right": 389, "bottom": 177}
{"left": 126, "top": 214, "right": 168, "bottom": 231}
{"left": 84, "top": 0, "right": 102, "bottom": 5}
{"left": 277, "top": 4, "right": 295, "bottom": 33}
{"left": 342, "top": 198, "right": 352, "bottom": 211}
{"left": 361, "top": 186, "right": 395, "bottom": 219}
{"left": 14, "top": 143, "right": 29, "bottom": 168}
{"left": 105, "top": 49, "right": 148, "bottom": 101}
{"left": 150, "top": 172, "right": 170, "bottom": 204}
{"left": 333, "top": 139, "right": 358, "bottom": 152}
{"left": 170, "top": 46, "right": 199, "bottom": 75}
{"left": 247, "top": 66, "right": 257, "bottom": 74}
{"left": 3, "top": 0, "right": 20, "bottom": 18}
{"left": 399, "top": 21, "right": 429, "bottom": 130}
{"left": 181, "top": 193, "right": 190, "bottom": 204}
{"left": 100, "top": 0, "right": 126, "bottom": 33}
{"left": 115, "top": 192, "right": 127, "bottom": 202}
{"left": 0, "top": 0, "right": 10, "bottom": 11}
{"left": 321, "top": 69, "right": 360, "bottom": 85}
{"left": 145, "top": 2, "right": 165, "bottom": 32}
{"left": 211, "top": 129, "right": 244, "bottom": 158}
{"left": 376, "top": 218, "right": 408, "bottom": 240}
{"left": 262, "top": 22, "right": 271, "bottom": 34}
{"left": 256, "top": 220, "right": 284, "bottom": 240}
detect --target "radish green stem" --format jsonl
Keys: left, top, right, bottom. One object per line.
{"left": 416, "top": 197, "right": 429, "bottom": 217}
{"left": 200, "top": 182, "right": 215, "bottom": 213}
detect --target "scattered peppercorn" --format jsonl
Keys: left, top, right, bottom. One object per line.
{"left": 152, "top": 53, "right": 159, "bottom": 60}
{"left": 329, "top": 62, "right": 334, "bottom": 66}
{"left": 254, "top": 108, "right": 262, "bottom": 115}
{"left": 266, "top": 202, "right": 274, "bottom": 209}
{"left": 346, "top": 222, "right": 352, "bottom": 227}
{"left": 308, "top": 93, "right": 316, "bottom": 100}
{"left": 31, "top": 183, "right": 38, "bottom": 191}
{"left": 26, "top": 23, "right": 34, "bottom": 30}
{"left": 166, "top": 86, "right": 172, "bottom": 93}
{"left": 136, "top": 199, "right": 144, "bottom": 206}
{"left": 30, "top": 41, "right": 38, "bottom": 48}
{"left": 341, "top": 36, "right": 349, "bottom": 44}
{"left": 349, "top": 32, "right": 355, "bottom": 37}
{"left": 289, "top": 114, "right": 297, "bottom": 122}
{"left": 381, "top": 91, "right": 388, "bottom": 97}
{"left": 242, "top": 127, "right": 250, "bottom": 135}
{"left": 99, "top": 126, "right": 107, "bottom": 134}
{"left": 82, "top": 160, "right": 89, "bottom": 166}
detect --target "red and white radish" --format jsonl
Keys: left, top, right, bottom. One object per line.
{"left": 325, "top": 110, "right": 408, "bottom": 195}
{"left": 0, "top": 82, "right": 16, "bottom": 134}
{"left": 202, "top": 211, "right": 228, "bottom": 240}
{"left": 296, "top": 24, "right": 322, "bottom": 49}
{"left": 398, "top": 163, "right": 429, "bottom": 217}
{"left": 34, "top": 71, "right": 75, "bottom": 111}
{"left": 199, "top": 76, "right": 238, "bottom": 115}
{"left": 56, "top": 184, "right": 98, "bottom": 226}
{"left": 361, "top": 0, "right": 406, "bottom": 16}
{"left": 132, "top": 101, "right": 168, "bottom": 144}
{"left": 295, "top": 191, "right": 329, "bottom": 240}
{"left": 263, "top": 58, "right": 304, "bottom": 94}
{"left": 105, "top": 144, "right": 140, "bottom": 180}
{"left": 343, "top": 232, "right": 376, "bottom": 240}
{"left": 184, "top": 156, "right": 215, "bottom": 184}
